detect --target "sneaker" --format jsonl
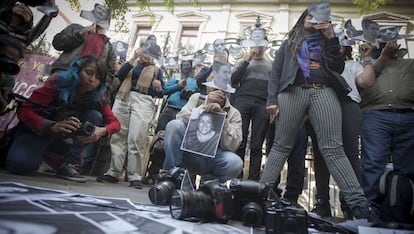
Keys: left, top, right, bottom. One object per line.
{"left": 141, "top": 175, "right": 156, "bottom": 186}
{"left": 56, "top": 163, "right": 87, "bottom": 183}
{"left": 96, "top": 175, "right": 119, "bottom": 183}
{"left": 311, "top": 199, "right": 332, "bottom": 217}
{"left": 130, "top": 180, "right": 144, "bottom": 189}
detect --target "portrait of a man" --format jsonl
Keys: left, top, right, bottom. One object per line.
{"left": 80, "top": 3, "right": 111, "bottom": 29}
{"left": 307, "top": 1, "right": 332, "bottom": 23}
{"left": 142, "top": 34, "right": 162, "bottom": 60}
{"left": 241, "top": 27, "right": 268, "bottom": 47}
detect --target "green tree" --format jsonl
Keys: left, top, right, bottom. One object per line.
{"left": 25, "top": 34, "right": 52, "bottom": 56}
{"left": 64, "top": 0, "right": 198, "bottom": 32}
{"left": 353, "top": 0, "right": 393, "bottom": 14}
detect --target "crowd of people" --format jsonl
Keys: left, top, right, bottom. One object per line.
{"left": 0, "top": 0, "right": 413, "bottom": 228}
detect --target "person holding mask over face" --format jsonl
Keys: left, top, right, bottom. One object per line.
{"left": 6, "top": 56, "right": 120, "bottom": 182}
{"left": 51, "top": 3, "right": 116, "bottom": 92}
{"left": 155, "top": 59, "right": 197, "bottom": 133}
{"left": 162, "top": 60, "right": 242, "bottom": 183}
{"left": 261, "top": 2, "right": 373, "bottom": 220}
{"left": 231, "top": 26, "right": 272, "bottom": 181}
{"left": 97, "top": 46, "right": 164, "bottom": 189}
{"left": 310, "top": 29, "right": 376, "bottom": 219}
{"left": 196, "top": 39, "right": 229, "bottom": 95}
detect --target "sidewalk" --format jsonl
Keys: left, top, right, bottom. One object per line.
{"left": 0, "top": 168, "right": 256, "bottom": 233}
{"left": 0, "top": 169, "right": 151, "bottom": 204}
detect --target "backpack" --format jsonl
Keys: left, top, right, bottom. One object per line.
{"left": 142, "top": 130, "right": 166, "bottom": 185}
{"left": 377, "top": 169, "right": 414, "bottom": 225}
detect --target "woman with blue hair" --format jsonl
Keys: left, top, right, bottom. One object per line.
{"left": 6, "top": 56, "right": 120, "bottom": 182}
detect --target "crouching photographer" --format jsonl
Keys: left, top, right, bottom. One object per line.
{"left": 6, "top": 56, "right": 120, "bottom": 182}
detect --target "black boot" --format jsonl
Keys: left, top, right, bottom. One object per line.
{"left": 311, "top": 199, "right": 332, "bottom": 217}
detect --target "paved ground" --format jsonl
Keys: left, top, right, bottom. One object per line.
{"left": 0, "top": 169, "right": 151, "bottom": 204}
{"left": 0, "top": 168, "right": 257, "bottom": 233}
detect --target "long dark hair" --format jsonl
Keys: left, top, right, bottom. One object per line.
{"left": 55, "top": 56, "right": 107, "bottom": 104}
{"left": 287, "top": 9, "right": 310, "bottom": 56}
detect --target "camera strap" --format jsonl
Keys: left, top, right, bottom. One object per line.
{"left": 179, "top": 169, "right": 195, "bottom": 192}
{"left": 4, "top": 92, "right": 61, "bottom": 115}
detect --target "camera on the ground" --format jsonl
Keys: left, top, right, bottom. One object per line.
{"left": 230, "top": 179, "right": 270, "bottom": 226}
{"left": 148, "top": 167, "right": 186, "bottom": 205}
{"left": 265, "top": 199, "right": 308, "bottom": 234}
{"left": 169, "top": 180, "right": 234, "bottom": 223}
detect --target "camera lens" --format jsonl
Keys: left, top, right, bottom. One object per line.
{"left": 81, "top": 121, "right": 95, "bottom": 136}
{"left": 148, "top": 180, "right": 176, "bottom": 205}
{"left": 170, "top": 189, "right": 212, "bottom": 220}
{"left": 0, "top": 55, "right": 20, "bottom": 75}
{"left": 241, "top": 202, "right": 264, "bottom": 226}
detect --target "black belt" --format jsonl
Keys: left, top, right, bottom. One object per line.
{"left": 299, "top": 83, "right": 327, "bottom": 89}
{"left": 164, "top": 106, "right": 180, "bottom": 112}
{"left": 380, "top": 108, "right": 414, "bottom": 113}
{"left": 131, "top": 90, "right": 151, "bottom": 96}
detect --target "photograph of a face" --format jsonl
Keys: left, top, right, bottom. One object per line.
{"left": 181, "top": 109, "right": 226, "bottom": 158}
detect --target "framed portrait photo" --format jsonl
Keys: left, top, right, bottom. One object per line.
{"left": 181, "top": 109, "right": 226, "bottom": 158}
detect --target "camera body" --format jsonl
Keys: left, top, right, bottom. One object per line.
{"left": 265, "top": 200, "right": 308, "bottom": 234}
{"left": 0, "top": 54, "right": 20, "bottom": 75}
{"left": 73, "top": 121, "right": 95, "bottom": 136}
{"left": 230, "top": 179, "right": 269, "bottom": 226}
{"left": 169, "top": 180, "right": 234, "bottom": 223}
{"left": 180, "top": 89, "right": 193, "bottom": 100}
{"left": 148, "top": 167, "right": 186, "bottom": 205}
{"left": 52, "top": 110, "right": 95, "bottom": 137}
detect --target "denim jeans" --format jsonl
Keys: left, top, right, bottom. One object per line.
{"left": 7, "top": 110, "right": 103, "bottom": 175}
{"left": 360, "top": 110, "right": 414, "bottom": 207}
{"left": 163, "top": 119, "right": 243, "bottom": 182}
{"left": 81, "top": 111, "right": 104, "bottom": 172}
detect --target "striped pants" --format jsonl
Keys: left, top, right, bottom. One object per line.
{"left": 260, "top": 86, "right": 369, "bottom": 209}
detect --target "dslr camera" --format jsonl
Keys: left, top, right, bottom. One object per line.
{"left": 230, "top": 179, "right": 270, "bottom": 226}
{"left": 72, "top": 121, "right": 95, "bottom": 137}
{"left": 169, "top": 180, "right": 234, "bottom": 223}
{"left": 53, "top": 110, "right": 95, "bottom": 137}
{"left": 0, "top": 54, "right": 20, "bottom": 75}
{"left": 180, "top": 89, "right": 193, "bottom": 100}
{"left": 148, "top": 167, "right": 186, "bottom": 205}
{"left": 265, "top": 199, "right": 308, "bottom": 234}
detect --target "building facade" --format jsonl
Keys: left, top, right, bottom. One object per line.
{"left": 115, "top": 0, "right": 414, "bottom": 64}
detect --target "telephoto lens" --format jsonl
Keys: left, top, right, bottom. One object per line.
{"left": 169, "top": 180, "right": 233, "bottom": 222}
{"left": 169, "top": 189, "right": 213, "bottom": 220}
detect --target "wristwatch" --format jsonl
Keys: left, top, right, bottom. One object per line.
{"left": 361, "top": 59, "right": 374, "bottom": 66}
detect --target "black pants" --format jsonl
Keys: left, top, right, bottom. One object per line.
{"left": 233, "top": 96, "right": 269, "bottom": 181}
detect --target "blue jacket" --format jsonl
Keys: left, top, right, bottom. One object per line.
{"left": 163, "top": 76, "right": 198, "bottom": 109}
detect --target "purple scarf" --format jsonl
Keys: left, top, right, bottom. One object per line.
{"left": 296, "top": 33, "right": 322, "bottom": 82}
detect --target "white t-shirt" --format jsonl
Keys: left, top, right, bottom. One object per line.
{"left": 341, "top": 60, "right": 364, "bottom": 103}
